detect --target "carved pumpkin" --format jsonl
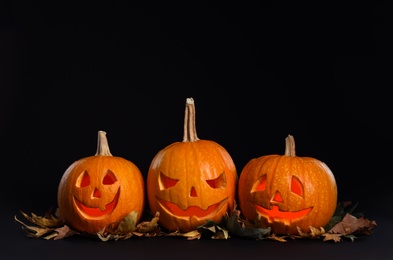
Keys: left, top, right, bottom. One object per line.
{"left": 238, "top": 135, "right": 337, "bottom": 235}
{"left": 57, "top": 131, "right": 145, "bottom": 234}
{"left": 147, "top": 97, "right": 238, "bottom": 233}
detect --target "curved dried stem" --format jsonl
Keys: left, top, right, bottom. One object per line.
{"left": 95, "top": 130, "right": 113, "bottom": 156}
{"left": 182, "top": 97, "right": 200, "bottom": 142}
{"left": 284, "top": 134, "right": 296, "bottom": 157}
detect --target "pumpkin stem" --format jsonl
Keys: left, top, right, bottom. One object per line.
{"left": 95, "top": 130, "right": 113, "bottom": 156}
{"left": 182, "top": 97, "right": 200, "bottom": 142}
{"left": 285, "top": 134, "right": 296, "bottom": 157}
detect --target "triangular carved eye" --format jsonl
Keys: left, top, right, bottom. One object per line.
{"left": 77, "top": 171, "right": 90, "bottom": 188}
{"left": 291, "top": 176, "right": 303, "bottom": 197}
{"left": 159, "top": 172, "right": 178, "bottom": 189}
{"left": 251, "top": 174, "right": 267, "bottom": 192}
{"left": 103, "top": 170, "right": 117, "bottom": 185}
{"left": 206, "top": 172, "right": 227, "bottom": 189}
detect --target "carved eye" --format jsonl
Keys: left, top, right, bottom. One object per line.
{"left": 291, "top": 176, "right": 303, "bottom": 197}
{"left": 77, "top": 171, "right": 90, "bottom": 188}
{"left": 251, "top": 174, "right": 267, "bottom": 192}
{"left": 103, "top": 170, "right": 117, "bottom": 185}
{"left": 159, "top": 172, "right": 179, "bottom": 189}
{"left": 206, "top": 172, "right": 227, "bottom": 189}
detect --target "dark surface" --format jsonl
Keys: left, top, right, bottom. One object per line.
{"left": 3, "top": 209, "right": 391, "bottom": 260}
{"left": 1, "top": 1, "right": 392, "bottom": 259}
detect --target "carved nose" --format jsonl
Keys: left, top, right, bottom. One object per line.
{"left": 190, "top": 186, "right": 197, "bottom": 197}
{"left": 272, "top": 191, "right": 283, "bottom": 203}
{"left": 93, "top": 188, "right": 101, "bottom": 198}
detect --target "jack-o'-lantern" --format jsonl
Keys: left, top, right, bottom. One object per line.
{"left": 57, "top": 130, "right": 145, "bottom": 234}
{"left": 147, "top": 98, "right": 238, "bottom": 233}
{"left": 238, "top": 135, "right": 337, "bottom": 235}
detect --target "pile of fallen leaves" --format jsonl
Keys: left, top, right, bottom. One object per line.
{"left": 14, "top": 201, "right": 376, "bottom": 243}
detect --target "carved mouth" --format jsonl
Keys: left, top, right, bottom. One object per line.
{"left": 255, "top": 204, "right": 312, "bottom": 225}
{"left": 157, "top": 197, "right": 228, "bottom": 218}
{"left": 74, "top": 189, "right": 120, "bottom": 218}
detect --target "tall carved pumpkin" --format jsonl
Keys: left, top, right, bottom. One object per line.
{"left": 147, "top": 98, "right": 238, "bottom": 233}
{"left": 238, "top": 135, "right": 337, "bottom": 235}
{"left": 57, "top": 131, "right": 145, "bottom": 234}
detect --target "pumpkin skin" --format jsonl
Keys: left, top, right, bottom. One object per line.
{"left": 57, "top": 131, "right": 145, "bottom": 234}
{"left": 238, "top": 135, "right": 337, "bottom": 235}
{"left": 147, "top": 98, "right": 238, "bottom": 233}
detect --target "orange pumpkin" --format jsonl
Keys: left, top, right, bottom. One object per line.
{"left": 238, "top": 135, "right": 337, "bottom": 235}
{"left": 57, "top": 130, "right": 145, "bottom": 234}
{"left": 147, "top": 97, "right": 238, "bottom": 233}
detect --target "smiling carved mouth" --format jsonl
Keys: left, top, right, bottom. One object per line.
{"left": 74, "top": 189, "right": 120, "bottom": 218}
{"left": 255, "top": 204, "right": 312, "bottom": 224}
{"left": 157, "top": 197, "right": 228, "bottom": 218}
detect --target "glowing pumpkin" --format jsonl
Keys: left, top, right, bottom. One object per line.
{"left": 147, "top": 97, "right": 238, "bottom": 233}
{"left": 57, "top": 130, "right": 145, "bottom": 234}
{"left": 238, "top": 135, "right": 337, "bottom": 235}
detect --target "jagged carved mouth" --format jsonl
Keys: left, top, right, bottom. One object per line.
{"left": 157, "top": 197, "right": 228, "bottom": 218}
{"left": 255, "top": 204, "right": 312, "bottom": 224}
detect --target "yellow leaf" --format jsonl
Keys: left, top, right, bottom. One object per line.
{"left": 115, "top": 211, "right": 138, "bottom": 233}
{"left": 182, "top": 230, "right": 201, "bottom": 237}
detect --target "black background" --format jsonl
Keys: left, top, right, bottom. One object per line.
{"left": 1, "top": 1, "right": 392, "bottom": 259}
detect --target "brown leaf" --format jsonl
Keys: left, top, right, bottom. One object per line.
{"left": 96, "top": 211, "right": 163, "bottom": 241}
{"left": 135, "top": 211, "right": 160, "bottom": 233}
{"left": 266, "top": 233, "right": 289, "bottom": 242}
{"left": 322, "top": 233, "right": 342, "bottom": 243}
{"left": 297, "top": 226, "right": 325, "bottom": 239}
{"left": 329, "top": 213, "right": 377, "bottom": 236}
{"left": 165, "top": 229, "right": 201, "bottom": 240}
{"left": 14, "top": 215, "right": 53, "bottom": 238}
{"left": 54, "top": 225, "right": 78, "bottom": 240}
{"left": 19, "top": 210, "right": 63, "bottom": 228}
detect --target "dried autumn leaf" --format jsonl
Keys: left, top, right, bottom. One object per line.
{"left": 14, "top": 215, "right": 53, "bottom": 238}
{"left": 225, "top": 209, "right": 271, "bottom": 240}
{"left": 18, "top": 210, "right": 63, "bottom": 229}
{"left": 322, "top": 233, "right": 343, "bottom": 243}
{"left": 196, "top": 219, "right": 230, "bottom": 240}
{"left": 297, "top": 226, "right": 325, "bottom": 239}
{"left": 15, "top": 209, "right": 76, "bottom": 240}
{"left": 135, "top": 211, "right": 160, "bottom": 233}
{"left": 211, "top": 226, "right": 229, "bottom": 240}
{"left": 202, "top": 225, "right": 217, "bottom": 233}
{"left": 324, "top": 201, "right": 365, "bottom": 231}
{"left": 266, "top": 233, "right": 289, "bottom": 242}
{"left": 164, "top": 229, "right": 201, "bottom": 240}
{"left": 329, "top": 213, "right": 377, "bottom": 236}
{"left": 43, "top": 232, "right": 59, "bottom": 240}
{"left": 182, "top": 230, "right": 202, "bottom": 240}
{"left": 114, "top": 211, "right": 138, "bottom": 234}
{"left": 97, "top": 211, "right": 164, "bottom": 241}
{"left": 54, "top": 225, "right": 78, "bottom": 240}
